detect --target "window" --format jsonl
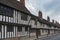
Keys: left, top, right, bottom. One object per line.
{"left": 0, "top": 4, "right": 13, "bottom": 17}
{"left": 17, "top": 26, "right": 22, "bottom": 32}
{"left": 50, "top": 30, "right": 52, "bottom": 31}
{"left": 0, "top": 5, "right": 4, "bottom": 15}
{"left": 45, "top": 30, "right": 47, "bottom": 32}
{"left": 30, "top": 28, "right": 35, "bottom": 33}
{"left": 42, "top": 30, "right": 44, "bottom": 33}
{"left": 25, "top": 27, "right": 28, "bottom": 31}
{"left": 40, "top": 23, "right": 42, "bottom": 26}
{"left": 47, "top": 25, "right": 49, "bottom": 27}
{"left": 43, "top": 24, "right": 45, "bottom": 27}
{"left": 7, "top": 25, "right": 13, "bottom": 32}
{"left": 21, "top": 13, "right": 28, "bottom": 21}
{"left": 35, "top": 20, "right": 37, "bottom": 25}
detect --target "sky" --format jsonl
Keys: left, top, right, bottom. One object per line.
{"left": 18, "top": 0, "right": 60, "bottom": 23}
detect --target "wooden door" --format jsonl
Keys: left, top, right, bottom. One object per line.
{"left": 48, "top": 29, "right": 50, "bottom": 34}
{"left": 38, "top": 29, "right": 41, "bottom": 35}
{"left": 36, "top": 29, "right": 41, "bottom": 38}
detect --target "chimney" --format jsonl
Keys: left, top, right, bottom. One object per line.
{"left": 47, "top": 16, "right": 50, "bottom": 22}
{"left": 38, "top": 11, "right": 42, "bottom": 18}
{"left": 52, "top": 20, "right": 54, "bottom": 23}
{"left": 20, "top": 0, "right": 25, "bottom": 6}
{"left": 55, "top": 21, "right": 59, "bottom": 24}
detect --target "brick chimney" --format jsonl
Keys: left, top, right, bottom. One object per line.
{"left": 47, "top": 16, "right": 50, "bottom": 22}
{"left": 55, "top": 21, "right": 59, "bottom": 24}
{"left": 20, "top": 0, "right": 25, "bottom": 6}
{"left": 38, "top": 11, "right": 42, "bottom": 18}
{"left": 52, "top": 20, "right": 54, "bottom": 23}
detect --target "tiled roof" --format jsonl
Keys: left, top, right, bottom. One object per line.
{"left": 0, "top": 0, "right": 59, "bottom": 27}
{"left": 0, "top": 0, "right": 31, "bottom": 15}
{"left": 31, "top": 14, "right": 58, "bottom": 27}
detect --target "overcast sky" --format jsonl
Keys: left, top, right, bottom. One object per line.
{"left": 18, "top": 0, "right": 60, "bottom": 23}
{"left": 26, "top": 0, "right": 60, "bottom": 23}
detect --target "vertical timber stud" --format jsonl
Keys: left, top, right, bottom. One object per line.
{"left": 10, "top": 25, "right": 13, "bottom": 38}
{"left": 4, "top": 25, "right": 5, "bottom": 39}
{"left": 15, "top": 26, "right": 16, "bottom": 37}
{"left": 8, "top": 18, "right": 9, "bottom": 38}
{"left": 1, "top": 14, "right": 3, "bottom": 39}
{"left": 2, "top": 25, "right": 4, "bottom": 39}
{"left": 14, "top": 26, "right": 15, "bottom": 37}
{"left": 5, "top": 13, "right": 7, "bottom": 38}
{"left": 16, "top": 26, "right": 17, "bottom": 37}
{"left": 1, "top": 25, "right": 2, "bottom": 39}
{"left": 5, "top": 25, "right": 7, "bottom": 38}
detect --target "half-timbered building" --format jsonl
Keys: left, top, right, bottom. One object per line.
{"left": 0, "top": 0, "right": 59, "bottom": 40}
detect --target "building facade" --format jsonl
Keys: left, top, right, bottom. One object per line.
{"left": 0, "top": 0, "right": 60, "bottom": 40}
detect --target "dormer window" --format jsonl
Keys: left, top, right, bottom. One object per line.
{"left": 21, "top": 13, "right": 28, "bottom": 21}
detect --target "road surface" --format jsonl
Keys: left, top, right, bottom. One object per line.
{"left": 38, "top": 33, "right": 60, "bottom": 40}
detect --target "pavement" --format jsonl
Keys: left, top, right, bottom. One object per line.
{"left": 35, "top": 33, "right": 60, "bottom": 40}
